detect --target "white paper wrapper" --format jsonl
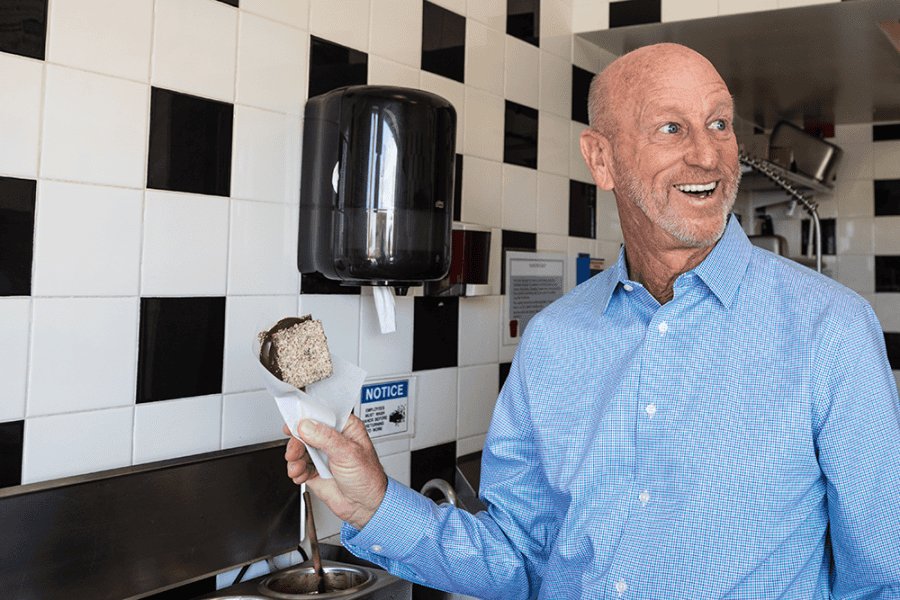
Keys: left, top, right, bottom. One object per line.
{"left": 255, "top": 337, "right": 367, "bottom": 479}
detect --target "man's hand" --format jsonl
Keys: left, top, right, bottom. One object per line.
{"left": 283, "top": 414, "right": 388, "bottom": 531}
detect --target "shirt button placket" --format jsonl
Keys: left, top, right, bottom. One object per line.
{"left": 615, "top": 579, "right": 628, "bottom": 596}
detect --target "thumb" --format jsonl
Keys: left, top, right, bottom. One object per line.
{"left": 298, "top": 419, "right": 343, "bottom": 455}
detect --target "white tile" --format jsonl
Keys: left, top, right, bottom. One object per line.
{"left": 718, "top": 0, "right": 777, "bottom": 15}
{"left": 465, "top": 19, "right": 505, "bottom": 97}
{"left": 411, "top": 367, "right": 458, "bottom": 450}
{"left": 538, "top": 110, "right": 570, "bottom": 176}
{"left": 152, "top": 0, "right": 237, "bottom": 102}
{"left": 541, "top": 0, "right": 574, "bottom": 60}
{"left": 41, "top": 65, "right": 148, "bottom": 188}
{"left": 874, "top": 216, "right": 900, "bottom": 255}
{"left": 33, "top": 181, "right": 142, "bottom": 297}
{"left": 227, "top": 199, "right": 300, "bottom": 295}
{"left": 505, "top": 36, "right": 540, "bottom": 109}
{"left": 141, "top": 191, "right": 229, "bottom": 296}
{"left": 310, "top": 491, "right": 344, "bottom": 540}
{"left": 539, "top": 50, "right": 572, "bottom": 119}
{"left": 835, "top": 217, "right": 873, "bottom": 255}
{"left": 237, "top": 14, "right": 306, "bottom": 114}
{"left": 836, "top": 142, "right": 873, "bottom": 181}
{"left": 537, "top": 233, "right": 567, "bottom": 256}
{"left": 380, "top": 450, "right": 411, "bottom": 487}
{"left": 223, "top": 295, "right": 300, "bottom": 393}
{"left": 134, "top": 396, "right": 222, "bottom": 464}
{"left": 420, "top": 72, "right": 466, "bottom": 154}
{"left": 370, "top": 0, "right": 422, "bottom": 68}
{"left": 309, "top": 0, "right": 369, "bottom": 52}
{"left": 836, "top": 179, "right": 873, "bottom": 218}
{"left": 298, "top": 295, "right": 361, "bottom": 365}
{"left": 27, "top": 298, "right": 139, "bottom": 416}
{"left": 464, "top": 87, "right": 505, "bottom": 162}
{"left": 358, "top": 294, "right": 414, "bottom": 377}
{"left": 467, "top": 0, "right": 505, "bottom": 30}
{"left": 875, "top": 294, "right": 900, "bottom": 332}
{"left": 570, "top": 121, "right": 594, "bottom": 183}
{"left": 429, "top": 0, "right": 466, "bottom": 15}
{"left": 662, "top": 0, "right": 717, "bottom": 21}
{"left": 572, "top": 36, "right": 616, "bottom": 75}
{"left": 458, "top": 296, "right": 500, "bottom": 366}
{"left": 836, "top": 254, "right": 874, "bottom": 295}
{"left": 373, "top": 436, "right": 410, "bottom": 458}
{"left": 461, "top": 155, "right": 502, "bottom": 227}
{"left": 0, "top": 53, "right": 42, "bottom": 178}
{"left": 223, "top": 390, "right": 289, "bottom": 448}
{"left": 242, "top": 0, "right": 309, "bottom": 29}
{"left": 368, "top": 56, "right": 420, "bottom": 88}
{"left": 456, "top": 433, "right": 486, "bottom": 457}
{"left": 232, "top": 107, "right": 302, "bottom": 203}
{"left": 0, "top": 298, "right": 30, "bottom": 422}
{"left": 47, "top": 0, "right": 153, "bottom": 81}
{"left": 22, "top": 407, "right": 133, "bottom": 484}
{"left": 489, "top": 225, "right": 503, "bottom": 293}
{"left": 457, "top": 363, "right": 499, "bottom": 438}
{"left": 598, "top": 239, "right": 623, "bottom": 269}
{"left": 834, "top": 123, "right": 871, "bottom": 145}
{"left": 873, "top": 140, "right": 900, "bottom": 180}
{"left": 572, "top": 1, "right": 609, "bottom": 33}
{"left": 502, "top": 164, "right": 537, "bottom": 231}
{"left": 537, "top": 171, "right": 568, "bottom": 236}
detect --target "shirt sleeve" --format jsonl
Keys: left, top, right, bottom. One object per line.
{"left": 340, "top": 344, "right": 548, "bottom": 599}
{"left": 814, "top": 299, "right": 900, "bottom": 597}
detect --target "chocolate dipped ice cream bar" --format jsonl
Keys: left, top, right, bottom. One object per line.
{"left": 258, "top": 315, "right": 333, "bottom": 390}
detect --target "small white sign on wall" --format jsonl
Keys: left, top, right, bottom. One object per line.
{"left": 358, "top": 377, "right": 416, "bottom": 440}
{"left": 503, "top": 251, "right": 566, "bottom": 346}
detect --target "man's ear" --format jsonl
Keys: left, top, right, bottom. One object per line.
{"left": 579, "top": 129, "right": 615, "bottom": 191}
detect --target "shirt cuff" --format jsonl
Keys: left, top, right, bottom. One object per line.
{"left": 341, "top": 476, "right": 431, "bottom": 562}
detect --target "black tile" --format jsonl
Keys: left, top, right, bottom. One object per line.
{"left": 874, "top": 179, "right": 900, "bottom": 216}
{"left": 453, "top": 154, "right": 463, "bottom": 222}
{"left": 0, "top": 420, "right": 24, "bottom": 489}
{"left": 215, "top": 0, "right": 238, "bottom": 6}
{"left": 609, "top": 0, "right": 661, "bottom": 28}
{"left": 499, "top": 362, "right": 512, "bottom": 393}
{"left": 147, "top": 88, "right": 233, "bottom": 197}
{"left": 873, "top": 124, "right": 900, "bottom": 141}
{"left": 410, "top": 440, "right": 456, "bottom": 495}
{"left": 569, "top": 180, "right": 597, "bottom": 239}
{"left": 801, "top": 217, "right": 835, "bottom": 255}
{"left": 507, "top": 0, "right": 540, "bottom": 47}
{"left": 137, "top": 297, "right": 226, "bottom": 403}
{"left": 504, "top": 100, "right": 538, "bottom": 169}
{"left": 308, "top": 35, "right": 368, "bottom": 99}
{"left": 0, "top": 0, "right": 47, "bottom": 60}
{"left": 412, "top": 296, "right": 459, "bottom": 371}
{"left": 300, "top": 271, "right": 361, "bottom": 295}
{"left": 571, "top": 65, "right": 593, "bottom": 126}
{"left": 421, "top": 0, "right": 466, "bottom": 84}
{"left": 0, "top": 176, "right": 36, "bottom": 297}
{"left": 500, "top": 229, "right": 536, "bottom": 295}
{"left": 876, "top": 256, "right": 900, "bottom": 293}
{"left": 885, "top": 333, "right": 900, "bottom": 370}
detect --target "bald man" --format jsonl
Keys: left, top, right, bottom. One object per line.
{"left": 286, "top": 44, "right": 900, "bottom": 598}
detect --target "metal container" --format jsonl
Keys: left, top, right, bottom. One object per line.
{"left": 768, "top": 121, "right": 843, "bottom": 186}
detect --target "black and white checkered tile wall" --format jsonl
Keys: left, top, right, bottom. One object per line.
{"left": 1, "top": 0, "right": 898, "bottom": 532}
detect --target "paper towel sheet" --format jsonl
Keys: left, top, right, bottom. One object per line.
{"left": 257, "top": 351, "right": 367, "bottom": 479}
{"left": 373, "top": 285, "right": 396, "bottom": 333}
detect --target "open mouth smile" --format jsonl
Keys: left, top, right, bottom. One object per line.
{"left": 674, "top": 181, "right": 718, "bottom": 199}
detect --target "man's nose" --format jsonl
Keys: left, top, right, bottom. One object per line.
{"left": 685, "top": 130, "right": 718, "bottom": 170}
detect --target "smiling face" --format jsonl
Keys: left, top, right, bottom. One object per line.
{"left": 605, "top": 45, "right": 741, "bottom": 248}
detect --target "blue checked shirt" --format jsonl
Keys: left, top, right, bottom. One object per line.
{"left": 343, "top": 217, "right": 900, "bottom": 598}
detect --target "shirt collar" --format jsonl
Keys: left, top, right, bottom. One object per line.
{"left": 600, "top": 215, "right": 752, "bottom": 313}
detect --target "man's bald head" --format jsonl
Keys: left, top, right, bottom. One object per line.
{"left": 587, "top": 43, "right": 726, "bottom": 143}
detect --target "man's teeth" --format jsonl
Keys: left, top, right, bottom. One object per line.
{"left": 675, "top": 182, "right": 717, "bottom": 193}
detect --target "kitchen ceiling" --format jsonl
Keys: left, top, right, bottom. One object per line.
{"left": 577, "top": 0, "right": 900, "bottom": 130}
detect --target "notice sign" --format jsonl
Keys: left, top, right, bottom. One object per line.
{"left": 360, "top": 379, "right": 410, "bottom": 439}
{"left": 503, "top": 251, "right": 566, "bottom": 346}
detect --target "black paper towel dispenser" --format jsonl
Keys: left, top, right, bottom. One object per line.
{"left": 298, "top": 85, "right": 457, "bottom": 292}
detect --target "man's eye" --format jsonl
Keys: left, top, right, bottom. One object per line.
{"left": 709, "top": 119, "right": 727, "bottom": 131}
{"left": 659, "top": 123, "right": 679, "bottom": 134}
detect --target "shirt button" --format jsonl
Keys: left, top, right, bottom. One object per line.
{"left": 658, "top": 321, "right": 668, "bottom": 334}
{"left": 623, "top": 284, "right": 633, "bottom": 292}
{"left": 370, "top": 544, "right": 383, "bottom": 553}
{"left": 639, "top": 490, "right": 650, "bottom": 506}
{"left": 616, "top": 579, "right": 628, "bottom": 595}
{"left": 645, "top": 403, "right": 657, "bottom": 417}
